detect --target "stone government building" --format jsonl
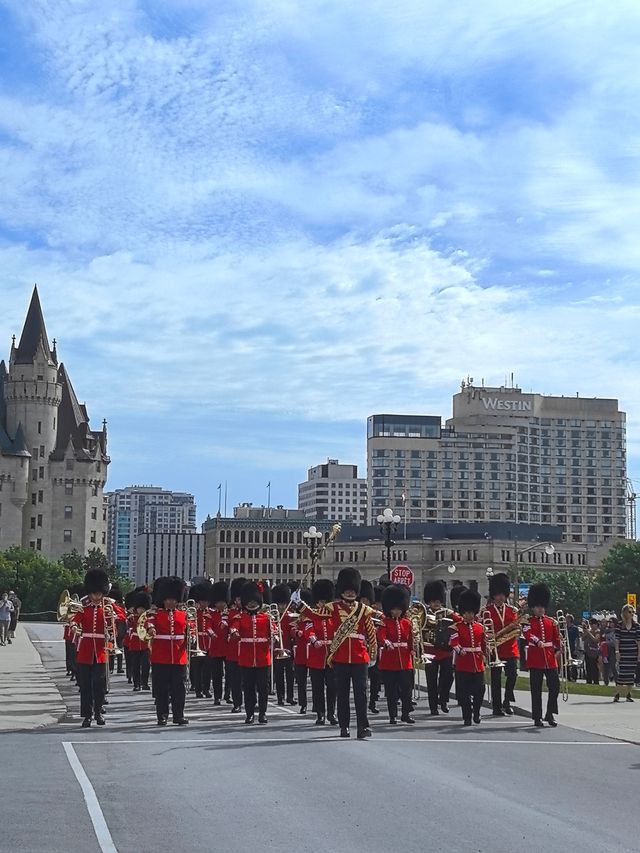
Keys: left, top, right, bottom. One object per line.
{"left": 0, "top": 287, "right": 110, "bottom": 558}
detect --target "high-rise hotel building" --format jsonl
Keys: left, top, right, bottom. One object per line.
{"left": 368, "top": 382, "right": 627, "bottom": 545}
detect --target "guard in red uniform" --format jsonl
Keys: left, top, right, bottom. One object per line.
{"left": 72, "top": 569, "right": 110, "bottom": 728}
{"left": 292, "top": 588, "right": 312, "bottom": 714}
{"left": 224, "top": 577, "right": 246, "bottom": 712}
{"left": 189, "top": 583, "right": 213, "bottom": 699}
{"left": 146, "top": 576, "right": 191, "bottom": 726}
{"left": 107, "top": 585, "right": 126, "bottom": 675}
{"left": 206, "top": 581, "right": 229, "bottom": 705}
{"left": 306, "top": 579, "right": 337, "bottom": 726}
{"left": 127, "top": 590, "right": 151, "bottom": 691}
{"left": 328, "top": 568, "right": 378, "bottom": 741}
{"left": 423, "top": 580, "right": 457, "bottom": 716}
{"left": 523, "top": 583, "right": 561, "bottom": 728}
{"left": 450, "top": 589, "right": 486, "bottom": 726}
{"left": 486, "top": 572, "right": 520, "bottom": 716}
{"left": 271, "top": 584, "right": 294, "bottom": 706}
{"left": 64, "top": 583, "right": 83, "bottom": 680}
{"left": 377, "top": 585, "right": 415, "bottom": 725}
{"left": 229, "top": 582, "right": 273, "bottom": 724}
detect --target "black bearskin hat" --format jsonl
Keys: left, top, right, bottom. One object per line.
{"left": 84, "top": 569, "right": 110, "bottom": 595}
{"left": 312, "top": 579, "right": 334, "bottom": 605}
{"left": 359, "top": 579, "right": 374, "bottom": 603}
{"left": 124, "top": 591, "right": 135, "bottom": 610}
{"left": 70, "top": 583, "right": 85, "bottom": 599}
{"left": 152, "top": 576, "right": 186, "bottom": 606}
{"left": 450, "top": 584, "right": 467, "bottom": 611}
{"left": 336, "top": 567, "right": 361, "bottom": 597}
{"left": 241, "top": 582, "right": 263, "bottom": 609}
{"left": 424, "top": 580, "right": 446, "bottom": 606}
{"left": 378, "top": 574, "right": 392, "bottom": 588}
{"left": 488, "top": 572, "right": 511, "bottom": 599}
{"left": 189, "top": 582, "right": 211, "bottom": 603}
{"left": 528, "top": 583, "right": 551, "bottom": 609}
{"left": 458, "top": 589, "right": 481, "bottom": 615}
{"left": 299, "top": 587, "right": 313, "bottom": 606}
{"left": 258, "top": 581, "right": 272, "bottom": 606}
{"left": 271, "top": 584, "right": 291, "bottom": 605}
{"left": 382, "top": 584, "right": 409, "bottom": 616}
{"left": 229, "top": 577, "right": 247, "bottom": 602}
{"left": 132, "top": 590, "right": 151, "bottom": 610}
{"left": 210, "top": 581, "right": 229, "bottom": 606}
{"left": 109, "top": 584, "right": 123, "bottom": 604}
{"left": 374, "top": 585, "right": 383, "bottom": 604}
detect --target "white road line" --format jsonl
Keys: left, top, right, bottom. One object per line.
{"left": 71, "top": 737, "right": 627, "bottom": 746}
{"left": 30, "top": 639, "right": 66, "bottom": 643}
{"left": 62, "top": 742, "right": 118, "bottom": 853}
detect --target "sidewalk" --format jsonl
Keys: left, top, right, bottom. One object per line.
{"left": 0, "top": 623, "right": 65, "bottom": 732}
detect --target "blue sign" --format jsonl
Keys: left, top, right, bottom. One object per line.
{"left": 518, "top": 584, "right": 530, "bottom": 597}
{"left": 582, "top": 611, "right": 590, "bottom": 619}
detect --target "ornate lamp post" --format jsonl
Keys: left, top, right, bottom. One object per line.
{"left": 302, "top": 525, "right": 324, "bottom": 585}
{"left": 512, "top": 541, "right": 556, "bottom": 606}
{"left": 377, "top": 507, "right": 401, "bottom": 578}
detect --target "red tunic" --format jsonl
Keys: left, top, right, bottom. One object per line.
{"left": 306, "top": 612, "right": 335, "bottom": 669}
{"left": 487, "top": 603, "right": 520, "bottom": 659}
{"left": 292, "top": 619, "right": 308, "bottom": 666}
{"left": 450, "top": 621, "right": 486, "bottom": 673}
{"left": 277, "top": 611, "right": 296, "bottom": 654}
{"left": 230, "top": 611, "right": 273, "bottom": 668}
{"left": 207, "top": 609, "right": 229, "bottom": 658}
{"left": 377, "top": 616, "right": 413, "bottom": 671}
{"left": 225, "top": 605, "right": 242, "bottom": 663}
{"left": 523, "top": 615, "right": 561, "bottom": 670}
{"left": 126, "top": 613, "right": 149, "bottom": 652}
{"left": 148, "top": 608, "right": 189, "bottom": 666}
{"left": 73, "top": 604, "right": 108, "bottom": 665}
{"left": 329, "top": 601, "right": 375, "bottom": 665}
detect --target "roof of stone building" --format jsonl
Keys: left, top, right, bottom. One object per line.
{"left": 13, "top": 286, "right": 56, "bottom": 365}
{"left": 50, "top": 363, "right": 108, "bottom": 463}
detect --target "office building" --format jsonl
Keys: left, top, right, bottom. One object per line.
{"left": 135, "top": 532, "right": 205, "bottom": 587}
{"left": 298, "top": 458, "right": 367, "bottom": 524}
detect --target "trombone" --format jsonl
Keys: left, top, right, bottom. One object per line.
{"left": 184, "top": 600, "right": 206, "bottom": 659}
{"left": 481, "top": 608, "right": 505, "bottom": 670}
{"left": 556, "top": 609, "right": 578, "bottom": 702}
{"left": 407, "top": 602, "right": 435, "bottom": 701}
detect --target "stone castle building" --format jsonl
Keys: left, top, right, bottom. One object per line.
{"left": 0, "top": 287, "right": 109, "bottom": 558}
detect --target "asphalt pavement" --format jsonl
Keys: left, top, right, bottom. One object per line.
{"left": 1, "top": 623, "right": 639, "bottom": 853}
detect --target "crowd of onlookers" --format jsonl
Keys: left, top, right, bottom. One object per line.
{"left": 0, "top": 591, "right": 21, "bottom": 646}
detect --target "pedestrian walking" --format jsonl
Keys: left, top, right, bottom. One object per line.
{"left": 7, "top": 590, "right": 20, "bottom": 639}
{"left": 614, "top": 605, "right": 640, "bottom": 703}
{"left": 583, "top": 619, "right": 601, "bottom": 684}
{"left": 0, "top": 592, "right": 14, "bottom": 645}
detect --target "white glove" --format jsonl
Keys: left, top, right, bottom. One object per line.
{"left": 291, "top": 589, "right": 301, "bottom": 605}
{"left": 384, "top": 639, "right": 393, "bottom": 649}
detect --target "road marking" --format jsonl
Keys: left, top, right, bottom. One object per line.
{"left": 71, "top": 736, "right": 627, "bottom": 746}
{"left": 30, "top": 639, "right": 66, "bottom": 643}
{"left": 62, "top": 742, "right": 118, "bottom": 853}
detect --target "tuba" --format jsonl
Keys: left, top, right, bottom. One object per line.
{"left": 136, "top": 605, "right": 157, "bottom": 643}
{"left": 493, "top": 609, "right": 530, "bottom": 646}
{"left": 57, "top": 589, "right": 84, "bottom": 622}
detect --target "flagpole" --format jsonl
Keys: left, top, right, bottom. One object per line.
{"left": 267, "top": 481, "right": 271, "bottom": 515}
{"left": 224, "top": 480, "right": 228, "bottom": 516}
{"left": 403, "top": 486, "right": 407, "bottom": 540}
{"left": 217, "top": 483, "right": 222, "bottom": 516}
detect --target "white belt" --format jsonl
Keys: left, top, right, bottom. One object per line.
{"left": 461, "top": 647, "right": 482, "bottom": 653}
{"left": 81, "top": 633, "right": 105, "bottom": 639}
{"left": 313, "top": 639, "right": 331, "bottom": 646}
{"left": 240, "top": 638, "right": 269, "bottom": 643}
{"left": 388, "top": 642, "right": 406, "bottom": 648}
{"left": 348, "top": 634, "right": 365, "bottom": 641}
{"left": 154, "top": 635, "right": 184, "bottom": 641}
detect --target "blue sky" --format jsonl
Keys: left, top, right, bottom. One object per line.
{"left": 1, "top": 1, "right": 640, "bottom": 523}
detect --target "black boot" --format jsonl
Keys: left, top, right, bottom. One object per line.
{"left": 245, "top": 713, "right": 255, "bottom": 724}
{"left": 533, "top": 719, "right": 545, "bottom": 728}
{"left": 258, "top": 714, "right": 268, "bottom": 724}
{"left": 545, "top": 713, "right": 558, "bottom": 728}
{"left": 315, "top": 715, "right": 325, "bottom": 726}
{"left": 340, "top": 727, "right": 350, "bottom": 738}
{"left": 503, "top": 702, "right": 514, "bottom": 715}
{"left": 401, "top": 714, "right": 416, "bottom": 725}
{"left": 81, "top": 718, "right": 91, "bottom": 728}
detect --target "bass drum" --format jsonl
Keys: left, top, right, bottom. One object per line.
{"left": 434, "top": 617, "right": 454, "bottom": 650}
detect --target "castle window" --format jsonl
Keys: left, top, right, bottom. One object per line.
{"left": 36, "top": 539, "right": 42, "bottom": 551}
{"left": 38, "top": 422, "right": 42, "bottom": 435}
{"left": 37, "top": 514, "right": 42, "bottom": 527}
{"left": 31, "top": 493, "right": 37, "bottom": 506}
{"left": 29, "top": 541, "right": 35, "bottom": 550}
{"left": 32, "top": 471, "right": 37, "bottom": 482}
{"left": 66, "top": 460, "right": 74, "bottom": 471}
{"left": 38, "top": 491, "right": 43, "bottom": 503}
{"left": 65, "top": 481, "right": 73, "bottom": 495}
{"left": 64, "top": 506, "right": 72, "bottom": 519}
{"left": 63, "top": 530, "right": 72, "bottom": 543}
{"left": 39, "top": 446, "right": 45, "bottom": 458}
{"left": 90, "top": 531, "right": 96, "bottom": 543}
{"left": 30, "top": 517, "right": 36, "bottom": 530}
{"left": 39, "top": 467, "right": 44, "bottom": 479}
{"left": 91, "top": 507, "right": 97, "bottom": 520}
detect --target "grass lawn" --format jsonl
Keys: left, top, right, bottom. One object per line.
{"left": 513, "top": 676, "right": 640, "bottom": 697}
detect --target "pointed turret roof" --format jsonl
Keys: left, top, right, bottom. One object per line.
{"left": 14, "top": 285, "right": 54, "bottom": 364}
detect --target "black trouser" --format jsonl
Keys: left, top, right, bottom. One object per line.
{"left": 225, "top": 660, "right": 243, "bottom": 708}
{"left": 65, "top": 640, "right": 75, "bottom": 674}
{"left": 124, "top": 647, "right": 131, "bottom": 681}
{"left": 310, "top": 667, "right": 336, "bottom": 718}
{"left": 77, "top": 661, "right": 107, "bottom": 720}
{"left": 490, "top": 657, "right": 518, "bottom": 711}
{"left": 153, "top": 663, "right": 186, "bottom": 722}
{"left": 333, "top": 662, "right": 368, "bottom": 731}
{"left": 368, "top": 664, "right": 381, "bottom": 708}
{"left": 242, "top": 666, "right": 269, "bottom": 717}
{"left": 382, "top": 670, "right": 413, "bottom": 720}
{"left": 585, "top": 656, "right": 600, "bottom": 684}
{"left": 529, "top": 667, "right": 560, "bottom": 721}
{"left": 129, "top": 650, "right": 150, "bottom": 689}
{"left": 457, "top": 671, "right": 485, "bottom": 723}
{"left": 208, "top": 657, "right": 225, "bottom": 701}
{"left": 295, "top": 664, "right": 308, "bottom": 709}
{"left": 425, "top": 656, "right": 454, "bottom": 712}
{"left": 274, "top": 656, "right": 295, "bottom": 703}
{"left": 190, "top": 655, "right": 209, "bottom": 695}
{"left": 108, "top": 652, "right": 124, "bottom": 674}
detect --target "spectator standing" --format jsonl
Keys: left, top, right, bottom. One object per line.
{"left": 8, "top": 590, "right": 21, "bottom": 640}
{"left": 614, "top": 605, "right": 640, "bottom": 703}
{"left": 583, "top": 619, "right": 601, "bottom": 684}
{"left": 0, "top": 593, "right": 14, "bottom": 646}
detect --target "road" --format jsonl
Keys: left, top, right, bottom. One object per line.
{"left": 2, "top": 622, "right": 639, "bottom": 853}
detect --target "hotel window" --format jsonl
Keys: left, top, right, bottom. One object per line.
{"left": 64, "top": 530, "right": 72, "bottom": 543}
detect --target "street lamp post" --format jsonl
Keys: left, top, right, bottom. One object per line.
{"left": 512, "top": 540, "right": 556, "bottom": 606}
{"left": 377, "top": 507, "right": 401, "bottom": 578}
{"left": 302, "top": 525, "right": 324, "bottom": 586}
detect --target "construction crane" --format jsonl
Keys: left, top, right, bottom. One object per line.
{"left": 627, "top": 478, "right": 637, "bottom": 540}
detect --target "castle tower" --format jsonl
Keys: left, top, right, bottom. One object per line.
{"left": 0, "top": 287, "right": 110, "bottom": 557}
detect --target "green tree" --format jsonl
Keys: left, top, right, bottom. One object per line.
{"left": 591, "top": 541, "right": 640, "bottom": 613}
{"left": 0, "top": 547, "right": 84, "bottom": 617}
{"left": 519, "top": 566, "right": 593, "bottom": 617}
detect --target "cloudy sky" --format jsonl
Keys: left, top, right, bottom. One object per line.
{"left": 1, "top": 0, "right": 640, "bottom": 521}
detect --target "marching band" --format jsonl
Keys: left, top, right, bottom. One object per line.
{"left": 58, "top": 567, "right": 570, "bottom": 732}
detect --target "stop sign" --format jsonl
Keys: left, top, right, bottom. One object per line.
{"left": 390, "top": 565, "right": 414, "bottom": 587}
